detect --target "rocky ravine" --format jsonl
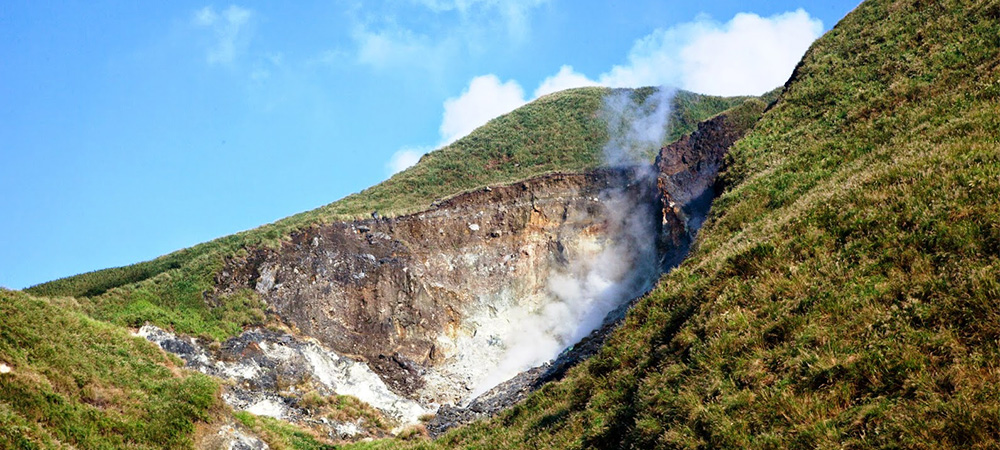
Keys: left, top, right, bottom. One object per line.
{"left": 139, "top": 111, "right": 750, "bottom": 441}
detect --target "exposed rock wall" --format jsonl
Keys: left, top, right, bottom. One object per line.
{"left": 184, "top": 111, "right": 753, "bottom": 438}
{"left": 138, "top": 324, "right": 421, "bottom": 440}
{"left": 655, "top": 112, "right": 748, "bottom": 237}
{"left": 427, "top": 110, "right": 757, "bottom": 434}
{"left": 217, "top": 170, "right": 673, "bottom": 407}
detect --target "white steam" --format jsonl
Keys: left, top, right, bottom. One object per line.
{"left": 601, "top": 87, "right": 677, "bottom": 167}
{"left": 468, "top": 88, "right": 675, "bottom": 398}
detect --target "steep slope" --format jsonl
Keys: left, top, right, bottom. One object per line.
{"left": 26, "top": 88, "right": 749, "bottom": 343}
{"left": 0, "top": 289, "right": 218, "bottom": 449}
{"left": 346, "top": 0, "right": 1000, "bottom": 448}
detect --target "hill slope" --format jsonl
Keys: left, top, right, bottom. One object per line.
{"left": 346, "top": 0, "right": 1000, "bottom": 448}
{"left": 26, "top": 87, "right": 751, "bottom": 341}
{"left": 0, "top": 289, "right": 218, "bottom": 449}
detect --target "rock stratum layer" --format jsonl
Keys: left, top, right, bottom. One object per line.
{"left": 216, "top": 169, "right": 667, "bottom": 406}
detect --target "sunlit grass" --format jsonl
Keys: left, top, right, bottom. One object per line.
{"left": 0, "top": 289, "right": 220, "bottom": 449}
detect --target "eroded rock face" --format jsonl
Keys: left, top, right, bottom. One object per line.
{"left": 217, "top": 170, "right": 675, "bottom": 407}
{"left": 138, "top": 324, "right": 421, "bottom": 440}
{"left": 131, "top": 108, "right": 754, "bottom": 442}
{"left": 656, "top": 112, "right": 748, "bottom": 237}
{"left": 427, "top": 112, "right": 754, "bottom": 433}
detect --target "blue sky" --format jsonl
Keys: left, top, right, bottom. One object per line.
{"left": 0, "top": 1, "right": 861, "bottom": 289}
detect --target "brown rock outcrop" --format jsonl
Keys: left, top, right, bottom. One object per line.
{"left": 211, "top": 111, "right": 754, "bottom": 422}
{"left": 217, "top": 169, "right": 669, "bottom": 405}
{"left": 655, "top": 112, "right": 749, "bottom": 237}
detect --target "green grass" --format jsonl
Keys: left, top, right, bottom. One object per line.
{"left": 340, "top": 0, "right": 1000, "bottom": 448}
{"left": 0, "top": 289, "right": 220, "bottom": 449}
{"left": 233, "top": 411, "right": 335, "bottom": 450}
{"left": 313, "top": 87, "right": 748, "bottom": 220}
{"left": 26, "top": 87, "right": 751, "bottom": 341}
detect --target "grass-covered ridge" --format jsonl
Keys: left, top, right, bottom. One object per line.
{"left": 318, "top": 87, "right": 758, "bottom": 220}
{"left": 344, "top": 0, "right": 1000, "bottom": 448}
{"left": 0, "top": 289, "right": 219, "bottom": 449}
{"left": 26, "top": 87, "right": 752, "bottom": 341}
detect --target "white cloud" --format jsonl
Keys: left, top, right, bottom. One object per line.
{"left": 678, "top": 10, "right": 823, "bottom": 96}
{"left": 387, "top": 146, "right": 432, "bottom": 174}
{"left": 192, "top": 5, "right": 254, "bottom": 65}
{"left": 597, "top": 24, "right": 692, "bottom": 89}
{"left": 440, "top": 74, "right": 526, "bottom": 144}
{"left": 386, "top": 73, "right": 527, "bottom": 175}
{"left": 530, "top": 11, "right": 823, "bottom": 99}
{"left": 599, "top": 9, "right": 823, "bottom": 96}
{"left": 534, "top": 65, "right": 601, "bottom": 98}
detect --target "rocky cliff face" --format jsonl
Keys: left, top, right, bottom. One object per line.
{"left": 140, "top": 111, "right": 752, "bottom": 440}
{"left": 216, "top": 169, "right": 673, "bottom": 408}
{"left": 655, "top": 112, "right": 748, "bottom": 238}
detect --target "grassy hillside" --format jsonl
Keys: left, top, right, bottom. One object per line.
{"left": 345, "top": 0, "right": 1000, "bottom": 448}
{"left": 0, "top": 289, "right": 219, "bottom": 449}
{"left": 26, "top": 87, "right": 751, "bottom": 341}
{"left": 8, "top": 0, "right": 998, "bottom": 448}
{"left": 311, "top": 87, "right": 749, "bottom": 220}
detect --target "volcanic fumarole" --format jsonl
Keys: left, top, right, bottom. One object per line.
{"left": 138, "top": 87, "right": 758, "bottom": 439}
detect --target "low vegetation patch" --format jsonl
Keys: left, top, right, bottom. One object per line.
{"left": 0, "top": 289, "right": 219, "bottom": 449}
{"left": 301, "top": 392, "right": 391, "bottom": 433}
{"left": 233, "top": 411, "right": 335, "bottom": 450}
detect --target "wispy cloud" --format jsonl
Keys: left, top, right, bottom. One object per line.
{"left": 192, "top": 5, "right": 254, "bottom": 65}
{"left": 305, "top": 49, "right": 350, "bottom": 69}
{"left": 528, "top": 10, "right": 823, "bottom": 97}
{"left": 350, "top": 0, "right": 549, "bottom": 73}
{"left": 408, "top": 0, "right": 549, "bottom": 42}
{"left": 386, "top": 146, "right": 433, "bottom": 174}
{"left": 351, "top": 23, "right": 455, "bottom": 73}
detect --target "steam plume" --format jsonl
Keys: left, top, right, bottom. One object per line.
{"left": 601, "top": 87, "right": 676, "bottom": 167}
{"left": 469, "top": 87, "right": 675, "bottom": 398}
